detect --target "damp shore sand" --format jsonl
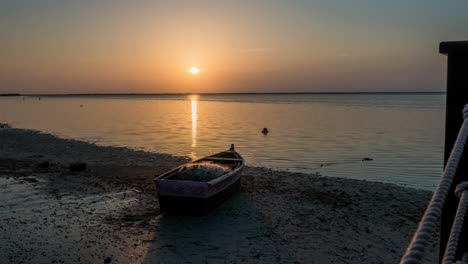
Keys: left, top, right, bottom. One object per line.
{"left": 0, "top": 127, "right": 438, "bottom": 263}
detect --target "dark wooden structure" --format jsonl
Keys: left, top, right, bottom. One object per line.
{"left": 439, "top": 41, "right": 468, "bottom": 262}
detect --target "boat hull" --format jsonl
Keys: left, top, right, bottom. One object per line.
{"left": 157, "top": 178, "right": 241, "bottom": 215}
{"left": 154, "top": 148, "right": 244, "bottom": 214}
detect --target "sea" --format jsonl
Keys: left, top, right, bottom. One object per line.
{"left": 0, "top": 93, "right": 445, "bottom": 190}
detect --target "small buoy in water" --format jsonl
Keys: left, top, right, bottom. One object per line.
{"left": 362, "top": 158, "right": 373, "bottom": 161}
{"left": 262, "top": 128, "right": 269, "bottom": 135}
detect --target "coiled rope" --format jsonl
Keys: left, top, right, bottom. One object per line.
{"left": 401, "top": 104, "right": 468, "bottom": 264}
{"left": 442, "top": 182, "right": 468, "bottom": 264}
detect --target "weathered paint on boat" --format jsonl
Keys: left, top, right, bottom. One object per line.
{"left": 154, "top": 145, "right": 244, "bottom": 214}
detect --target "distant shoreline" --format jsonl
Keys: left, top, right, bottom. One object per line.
{"left": 18, "top": 91, "right": 445, "bottom": 97}
{"left": 0, "top": 93, "right": 21, "bottom": 96}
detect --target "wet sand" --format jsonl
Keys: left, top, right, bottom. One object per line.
{"left": 0, "top": 127, "right": 438, "bottom": 263}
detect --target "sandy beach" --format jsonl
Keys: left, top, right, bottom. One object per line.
{"left": 0, "top": 126, "right": 439, "bottom": 263}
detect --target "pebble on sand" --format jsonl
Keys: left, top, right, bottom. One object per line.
{"left": 37, "top": 161, "right": 50, "bottom": 168}
{"left": 69, "top": 162, "right": 87, "bottom": 172}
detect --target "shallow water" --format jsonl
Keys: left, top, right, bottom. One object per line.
{"left": 0, "top": 93, "right": 445, "bottom": 190}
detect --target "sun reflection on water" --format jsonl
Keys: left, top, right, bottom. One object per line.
{"left": 190, "top": 95, "right": 198, "bottom": 150}
{"left": 0, "top": 94, "right": 445, "bottom": 190}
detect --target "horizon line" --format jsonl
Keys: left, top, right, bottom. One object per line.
{"left": 12, "top": 91, "right": 446, "bottom": 96}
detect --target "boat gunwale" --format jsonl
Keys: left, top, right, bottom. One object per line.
{"left": 154, "top": 149, "right": 244, "bottom": 186}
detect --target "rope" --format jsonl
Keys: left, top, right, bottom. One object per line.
{"left": 401, "top": 104, "right": 468, "bottom": 264}
{"left": 442, "top": 182, "right": 468, "bottom": 264}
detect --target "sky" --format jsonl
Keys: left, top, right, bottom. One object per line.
{"left": 1, "top": 0, "right": 467, "bottom": 94}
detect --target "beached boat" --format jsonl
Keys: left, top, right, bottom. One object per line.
{"left": 154, "top": 144, "right": 244, "bottom": 214}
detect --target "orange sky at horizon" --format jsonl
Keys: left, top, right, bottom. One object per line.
{"left": 1, "top": 0, "right": 466, "bottom": 94}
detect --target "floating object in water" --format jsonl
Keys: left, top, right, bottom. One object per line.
{"left": 262, "top": 128, "right": 269, "bottom": 134}
{"left": 154, "top": 144, "right": 244, "bottom": 214}
{"left": 362, "top": 158, "right": 373, "bottom": 161}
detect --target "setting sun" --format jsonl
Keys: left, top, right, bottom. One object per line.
{"left": 189, "top": 66, "right": 200, "bottom": 75}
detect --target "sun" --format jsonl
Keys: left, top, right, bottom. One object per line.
{"left": 189, "top": 66, "right": 200, "bottom": 75}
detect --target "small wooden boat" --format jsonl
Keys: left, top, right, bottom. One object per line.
{"left": 154, "top": 144, "right": 244, "bottom": 214}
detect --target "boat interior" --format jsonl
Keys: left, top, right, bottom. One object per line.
{"left": 159, "top": 151, "right": 244, "bottom": 181}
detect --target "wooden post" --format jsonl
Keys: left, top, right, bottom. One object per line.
{"left": 439, "top": 41, "right": 468, "bottom": 262}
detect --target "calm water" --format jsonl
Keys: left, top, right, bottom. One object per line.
{"left": 0, "top": 93, "right": 445, "bottom": 190}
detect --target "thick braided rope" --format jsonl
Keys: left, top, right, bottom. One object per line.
{"left": 401, "top": 104, "right": 468, "bottom": 264}
{"left": 442, "top": 182, "right": 468, "bottom": 264}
